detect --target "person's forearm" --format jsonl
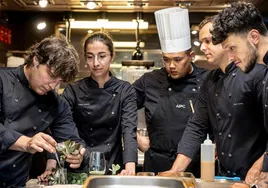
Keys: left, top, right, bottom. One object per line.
{"left": 137, "top": 133, "right": 150, "bottom": 152}
{"left": 170, "top": 154, "right": 192, "bottom": 172}
{"left": 9, "top": 135, "right": 31, "bottom": 152}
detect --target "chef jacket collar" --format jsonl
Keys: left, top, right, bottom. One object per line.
{"left": 87, "top": 72, "right": 115, "bottom": 88}
{"left": 167, "top": 62, "right": 199, "bottom": 83}
{"left": 263, "top": 51, "right": 268, "bottom": 65}
{"left": 17, "top": 64, "right": 29, "bottom": 86}
{"left": 219, "top": 61, "right": 237, "bottom": 76}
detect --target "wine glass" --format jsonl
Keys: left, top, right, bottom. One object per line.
{"left": 89, "top": 151, "right": 106, "bottom": 175}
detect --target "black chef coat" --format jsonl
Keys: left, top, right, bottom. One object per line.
{"left": 133, "top": 63, "right": 207, "bottom": 175}
{"left": 262, "top": 51, "right": 268, "bottom": 172}
{"left": 177, "top": 62, "right": 268, "bottom": 179}
{"left": 62, "top": 75, "right": 138, "bottom": 174}
{"left": 0, "top": 65, "right": 86, "bottom": 187}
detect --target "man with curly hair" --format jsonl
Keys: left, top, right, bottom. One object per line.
{"left": 0, "top": 34, "right": 88, "bottom": 187}
{"left": 211, "top": 1, "right": 268, "bottom": 187}
{"left": 168, "top": 13, "right": 268, "bottom": 186}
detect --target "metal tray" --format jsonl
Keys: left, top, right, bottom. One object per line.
{"left": 83, "top": 176, "right": 187, "bottom": 188}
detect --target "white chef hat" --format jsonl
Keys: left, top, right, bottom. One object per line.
{"left": 155, "top": 7, "right": 191, "bottom": 53}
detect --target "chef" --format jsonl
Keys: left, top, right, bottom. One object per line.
{"left": 209, "top": 1, "right": 268, "bottom": 186}
{"left": 0, "top": 35, "right": 88, "bottom": 187}
{"left": 169, "top": 12, "right": 268, "bottom": 179}
{"left": 134, "top": 7, "right": 208, "bottom": 176}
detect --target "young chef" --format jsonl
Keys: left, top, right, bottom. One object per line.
{"left": 169, "top": 9, "right": 268, "bottom": 180}
{"left": 134, "top": 7, "right": 208, "bottom": 176}
{"left": 211, "top": 1, "right": 268, "bottom": 186}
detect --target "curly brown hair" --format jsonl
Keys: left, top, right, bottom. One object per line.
{"left": 211, "top": 1, "right": 268, "bottom": 45}
{"left": 25, "top": 34, "right": 79, "bottom": 83}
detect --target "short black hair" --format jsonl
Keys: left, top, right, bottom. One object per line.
{"left": 211, "top": 1, "right": 268, "bottom": 45}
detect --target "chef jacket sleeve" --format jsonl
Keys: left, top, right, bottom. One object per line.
{"left": 121, "top": 83, "right": 138, "bottom": 164}
{"left": 0, "top": 77, "right": 23, "bottom": 154}
{"left": 262, "top": 142, "right": 268, "bottom": 172}
{"left": 47, "top": 96, "right": 89, "bottom": 169}
{"left": 133, "top": 74, "right": 146, "bottom": 109}
{"left": 177, "top": 75, "right": 210, "bottom": 159}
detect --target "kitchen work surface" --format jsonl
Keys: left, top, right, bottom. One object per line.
{"left": 83, "top": 176, "right": 186, "bottom": 188}
{"left": 27, "top": 177, "right": 238, "bottom": 188}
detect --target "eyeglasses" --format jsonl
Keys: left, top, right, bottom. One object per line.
{"left": 85, "top": 53, "right": 110, "bottom": 63}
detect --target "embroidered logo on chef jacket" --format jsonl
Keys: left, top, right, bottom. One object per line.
{"left": 78, "top": 103, "right": 91, "bottom": 106}
{"left": 176, "top": 104, "right": 186, "bottom": 109}
{"left": 233, "top": 102, "right": 244, "bottom": 106}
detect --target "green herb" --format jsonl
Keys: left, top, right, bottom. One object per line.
{"left": 67, "top": 172, "right": 88, "bottom": 185}
{"left": 48, "top": 170, "right": 87, "bottom": 185}
{"left": 47, "top": 140, "right": 83, "bottom": 185}
{"left": 109, "top": 164, "right": 121, "bottom": 175}
{"left": 56, "top": 140, "right": 82, "bottom": 161}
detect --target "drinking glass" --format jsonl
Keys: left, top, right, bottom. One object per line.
{"left": 89, "top": 151, "right": 106, "bottom": 175}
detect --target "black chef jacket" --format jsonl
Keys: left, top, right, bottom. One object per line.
{"left": 133, "top": 63, "right": 207, "bottom": 175}
{"left": 0, "top": 65, "right": 87, "bottom": 187}
{"left": 62, "top": 75, "right": 138, "bottom": 174}
{"left": 177, "top": 62, "right": 268, "bottom": 179}
{"left": 262, "top": 51, "right": 268, "bottom": 172}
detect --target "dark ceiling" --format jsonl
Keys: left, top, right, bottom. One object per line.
{"left": 0, "top": 0, "right": 267, "bottom": 13}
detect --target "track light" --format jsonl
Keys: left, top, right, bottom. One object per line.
{"left": 87, "top": 2, "right": 97, "bottom": 9}
{"left": 39, "top": 0, "right": 48, "bottom": 8}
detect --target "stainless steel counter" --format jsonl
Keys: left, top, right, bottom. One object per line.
{"left": 26, "top": 178, "right": 237, "bottom": 188}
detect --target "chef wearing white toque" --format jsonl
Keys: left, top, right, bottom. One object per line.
{"left": 134, "top": 7, "right": 208, "bottom": 176}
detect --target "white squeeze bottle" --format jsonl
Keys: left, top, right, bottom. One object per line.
{"left": 201, "top": 134, "right": 215, "bottom": 181}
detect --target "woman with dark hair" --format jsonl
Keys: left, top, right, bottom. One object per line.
{"left": 39, "top": 32, "right": 137, "bottom": 180}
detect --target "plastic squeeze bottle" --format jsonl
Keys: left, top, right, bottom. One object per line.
{"left": 201, "top": 134, "right": 215, "bottom": 181}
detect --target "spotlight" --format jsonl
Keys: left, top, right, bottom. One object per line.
{"left": 87, "top": 2, "right": 97, "bottom": 9}
{"left": 37, "top": 22, "right": 46, "bottom": 30}
{"left": 39, "top": 0, "right": 48, "bottom": 8}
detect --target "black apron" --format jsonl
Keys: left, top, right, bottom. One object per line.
{"left": 144, "top": 89, "right": 200, "bottom": 177}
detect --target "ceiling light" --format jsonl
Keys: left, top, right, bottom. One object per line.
{"left": 114, "top": 42, "right": 145, "bottom": 48}
{"left": 87, "top": 2, "right": 97, "bottom": 9}
{"left": 37, "top": 22, "right": 46, "bottom": 30}
{"left": 39, "top": 0, "right": 48, "bottom": 8}
{"left": 191, "top": 30, "right": 198, "bottom": 35}
{"left": 194, "top": 41, "right": 200, "bottom": 46}
{"left": 70, "top": 20, "right": 149, "bottom": 29}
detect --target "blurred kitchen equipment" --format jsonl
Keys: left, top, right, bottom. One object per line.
{"left": 122, "top": 12, "right": 154, "bottom": 68}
